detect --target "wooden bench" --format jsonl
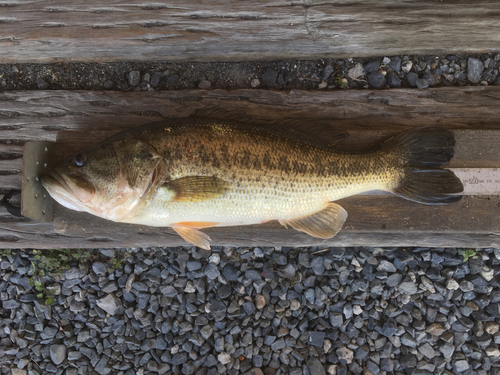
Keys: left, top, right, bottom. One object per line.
{"left": 2, "top": 88, "right": 500, "bottom": 249}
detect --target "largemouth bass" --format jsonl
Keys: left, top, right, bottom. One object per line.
{"left": 41, "top": 116, "right": 463, "bottom": 249}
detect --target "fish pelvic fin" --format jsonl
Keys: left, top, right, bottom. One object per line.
{"left": 172, "top": 226, "right": 212, "bottom": 250}
{"left": 279, "top": 202, "right": 348, "bottom": 239}
{"left": 165, "top": 176, "right": 230, "bottom": 202}
{"left": 384, "top": 127, "right": 464, "bottom": 205}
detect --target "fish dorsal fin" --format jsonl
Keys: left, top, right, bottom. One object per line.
{"left": 172, "top": 227, "right": 212, "bottom": 250}
{"left": 189, "top": 107, "right": 349, "bottom": 149}
{"left": 114, "top": 139, "right": 161, "bottom": 193}
{"left": 164, "top": 176, "right": 230, "bottom": 202}
{"left": 279, "top": 202, "right": 348, "bottom": 239}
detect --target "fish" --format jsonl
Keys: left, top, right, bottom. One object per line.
{"left": 41, "top": 114, "right": 463, "bottom": 250}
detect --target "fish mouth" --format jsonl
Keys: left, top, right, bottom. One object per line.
{"left": 41, "top": 170, "right": 95, "bottom": 212}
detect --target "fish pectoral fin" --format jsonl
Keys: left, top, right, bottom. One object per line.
{"left": 279, "top": 202, "right": 348, "bottom": 239}
{"left": 172, "top": 227, "right": 212, "bottom": 250}
{"left": 165, "top": 176, "right": 230, "bottom": 202}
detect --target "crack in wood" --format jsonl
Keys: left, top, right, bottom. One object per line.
{"left": 0, "top": 170, "right": 21, "bottom": 175}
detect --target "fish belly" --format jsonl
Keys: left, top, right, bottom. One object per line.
{"left": 124, "top": 171, "right": 389, "bottom": 228}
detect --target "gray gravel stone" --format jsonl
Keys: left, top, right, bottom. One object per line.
{"left": 128, "top": 71, "right": 141, "bottom": 86}
{"left": 262, "top": 69, "right": 278, "bottom": 87}
{"left": 377, "top": 260, "right": 396, "bottom": 272}
{"left": 453, "top": 360, "right": 470, "bottom": 372}
{"left": 416, "top": 78, "right": 429, "bottom": 89}
{"left": 386, "top": 273, "right": 402, "bottom": 287}
{"left": 167, "top": 74, "right": 179, "bottom": 86}
{"left": 65, "top": 267, "right": 86, "bottom": 279}
{"left": 210, "top": 299, "right": 227, "bottom": 321}
{"left": 245, "top": 269, "right": 262, "bottom": 280}
{"left": 386, "top": 73, "right": 401, "bottom": 88}
{"left": 348, "top": 63, "right": 365, "bottom": 79}
{"left": 419, "top": 343, "right": 436, "bottom": 359}
{"left": 252, "top": 355, "right": 263, "bottom": 367}
{"left": 243, "top": 301, "right": 255, "bottom": 315}
{"left": 92, "top": 262, "right": 107, "bottom": 275}
{"left": 150, "top": 72, "right": 163, "bottom": 87}
{"left": 407, "top": 72, "right": 418, "bottom": 86}
{"left": 96, "top": 293, "right": 122, "bottom": 315}
{"left": 307, "top": 356, "right": 326, "bottom": 375}
{"left": 222, "top": 264, "right": 238, "bottom": 281}
{"left": 36, "top": 78, "right": 49, "bottom": 89}
{"left": 311, "top": 256, "right": 325, "bottom": 275}
{"left": 2, "top": 300, "right": 20, "bottom": 309}
{"left": 368, "top": 72, "right": 386, "bottom": 89}
{"left": 468, "top": 57, "right": 484, "bottom": 83}
{"left": 204, "top": 263, "right": 220, "bottom": 280}
{"left": 364, "top": 60, "right": 381, "bottom": 73}
{"left": 389, "top": 56, "right": 401, "bottom": 73}
{"left": 308, "top": 331, "right": 325, "bottom": 347}
{"left": 40, "top": 326, "right": 58, "bottom": 339}
{"left": 399, "top": 280, "right": 418, "bottom": 294}
{"left": 198, "top": 79, "right": 211, "bottom": 89}
{"left": 50, "top": 344, "right": 66, "bottom": 365}
{"left": 322, "top": 64, "right": 334, "bottom": 80}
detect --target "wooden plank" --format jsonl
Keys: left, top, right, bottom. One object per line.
{"left": 1, "top": 0, "right": 500, "bottom": 62}
{"left": 1, "top": 88, "right": 500, "bottom": 248}
{"left": 1, "top": 87, "right": 500, "bottom": 143}
{"left": 2, "top": 220, "right": 500, "bottom": 249}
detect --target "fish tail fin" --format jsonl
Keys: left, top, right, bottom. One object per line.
{"left": 384, "top": 127, "right": 464, "bottom": 205}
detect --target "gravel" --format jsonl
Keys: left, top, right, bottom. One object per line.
{"left": 1, "top": 246, "right": 500, "bottom": 374}
{"left": 1, "top": 53, "right": 500, "bottom": 92}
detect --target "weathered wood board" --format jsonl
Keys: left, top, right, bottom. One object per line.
{"left": 2, "top": 87, "right": 500, "bottom": 249}
{"left": 1, "top": 0, "right": 500, "bottom": 63}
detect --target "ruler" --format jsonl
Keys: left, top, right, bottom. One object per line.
{"left": 451, "top": 168, "right": 500, "bottom": 196}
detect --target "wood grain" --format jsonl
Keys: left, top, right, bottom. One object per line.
{"left": 1, "top": 0, "right": 500, "bottom": 62}
{"left": 2, "top": 88, "right": 500, "bottom": 248}
{"left": 1, "top": 87, "right": 500, "bottom": 143}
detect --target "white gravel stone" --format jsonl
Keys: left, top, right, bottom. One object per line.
{"left": 348, "top": 63, "right": 365, "bottom": 80}
{"left": 446, "top": 278, "right": 460, "bottom": 290}
{"left": 486, "top": 347, "right": 500, "bottom": 357}
{"left": 209, "top": 253, "right": 220, "bottom": 264}
{"left": 336, "top": 347, "right": 353, "bottom": 364}
{"left": 353, "top": 305, "right": 363, "bottom": 315}
{"left": 96, "top": 293, "right": 122, "bottom": 315}
{"left": 218, "top": 352, "right": 232, "bottom": 364}
{"left": 250, "top": 78, "right": 260, "bottom": 88}
{"left": 481, "top": 267, "right": 494, "bottom": 281}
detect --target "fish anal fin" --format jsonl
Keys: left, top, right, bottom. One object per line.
{"left": 165, "top": 176, "right": 230, "bottom": 202}
{"left": 279, "top": 202, "right": 348, "bottom": 239}
{"left": 172, "top": 227, "right": 212, "bottom": 250}
{"left": 173, "top": 221, "right": 220, "bottom": 229}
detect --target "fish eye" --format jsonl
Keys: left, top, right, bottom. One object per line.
{"left": 74, "top": 153, "right": 87, "bottom": 167}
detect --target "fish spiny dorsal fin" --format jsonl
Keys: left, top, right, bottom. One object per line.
{"left": 165, "top": 176, "right": 230, "bottom": 202}
{"left": 172, "top": 227, "right": 212, "bottom": 250}
{"left": 189, "top": 106, "right": 349, "bottom": 149}
{"left": 279, "top": 202, "right": 348, "bottom": 239}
